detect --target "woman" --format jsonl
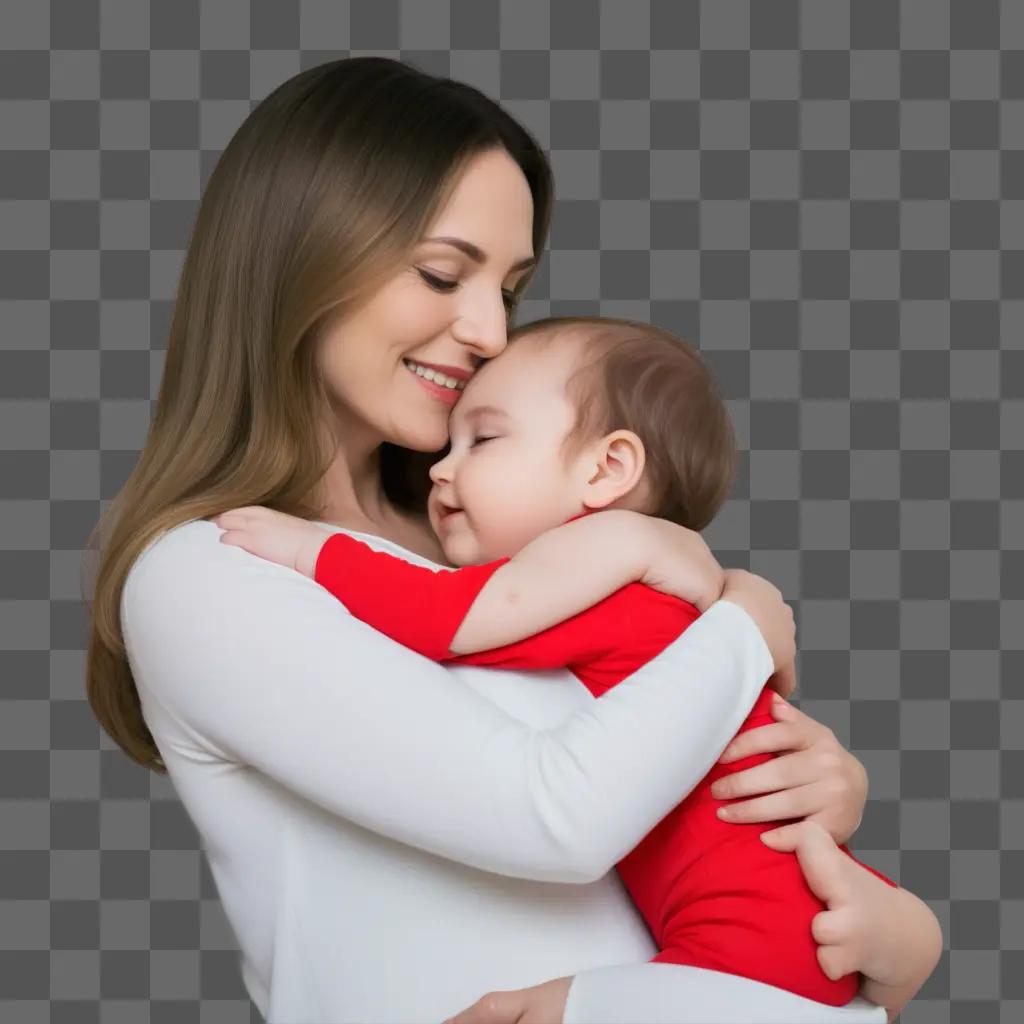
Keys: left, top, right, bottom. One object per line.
{"left": 85, "top": 58, "right": 883, "bottom": 1023}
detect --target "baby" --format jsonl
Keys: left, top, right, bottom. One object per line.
{"left": 213, "top": 315, "right": 942, "bottom": 1020}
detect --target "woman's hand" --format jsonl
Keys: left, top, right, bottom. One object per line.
{"left": 711, "top": 694, "right": 870, "bottom": 846}
{"left": 719, "top": 568, "right": 797, "bottom": 699}
{"left": 443, "top": 975, "right": 573, "bottom": 1024}
{"left": 638, "top": 517, "right": 726, "bottom": 613}
{"left": 209, "top": 505, "right": 331, "bottom": 579}
{"left": 709, "top": 567, "right": 869, "bottom": 844}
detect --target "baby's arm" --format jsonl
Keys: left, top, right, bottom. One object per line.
{"left": 313, "top": 509, "right": 723, "bottom": 659}
{"left": 449, "top": 509, "right": 722, "bottom": 653}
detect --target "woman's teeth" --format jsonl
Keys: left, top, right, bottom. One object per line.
{"left": 403, "top": 359, "right": 465, "bottom": 391}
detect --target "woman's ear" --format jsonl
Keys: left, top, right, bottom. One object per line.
{"left": 581, "top": 430, "right": 647, "bottom": 508}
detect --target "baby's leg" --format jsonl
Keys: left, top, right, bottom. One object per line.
{"left": 762, "top": 821, "right": 943, "bottom": 1023}
{"left": 629, "top": 684, "right": 860, "bottom": 1006}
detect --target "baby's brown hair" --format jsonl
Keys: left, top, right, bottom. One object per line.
{"left": 508, "top": 316, "right": 737, "bottom": 532}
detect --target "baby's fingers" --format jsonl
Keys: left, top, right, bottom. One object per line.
{"left": 211, "top": 509, "right": 251, "bottom": 528}
{"left": 759, "top": 819, "right": 852, "bottom": 906}
{"left": 817, "top": 940, "right": 860, "bottom": 983}
{"left": 811, "top": 907, "right": 856, "bottom": 946}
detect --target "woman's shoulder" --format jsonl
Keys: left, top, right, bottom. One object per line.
{"left": 120, "top": 517, "right": 368, "bottom": 732}
{"left": 116, "top": 516, "right": 463, "bottom": 767}
{"left": 135, "top": 516, "right": 212, "bottom": 561}
{"left": 125, "top": 518, "right": 234, "bottom": 596}
{"left": 120, "top": 515, "right": 445, "bottom": 632}
{"left": 121, "top": 516, "right": 311, "bottom": 631}
{"left": 119, "top": 515, "right": 427, "bottom": 626}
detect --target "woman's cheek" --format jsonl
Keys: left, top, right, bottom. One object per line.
{"left": 387, "top": 279, "right": 449, "bottom": 338}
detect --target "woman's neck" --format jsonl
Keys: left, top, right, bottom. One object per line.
{"left": 316, "top": 439, "right": 449, "bottom": 564}
{"left": 317, "top": 441, "right": 391, "bottom": 523}
{"left": 325, "top": 505, "right": 449, "bottom": 566}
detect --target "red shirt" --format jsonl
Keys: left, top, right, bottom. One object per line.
{"left": 314, "top": 514, "right": 897, "bottom": 1006}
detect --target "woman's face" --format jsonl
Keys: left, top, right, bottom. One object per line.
{"left": 317, "top": 146, "right": 537, "bottom": 455}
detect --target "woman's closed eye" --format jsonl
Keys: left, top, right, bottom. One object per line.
{"left": 417, "top": 268, "right": 517, "bottom": 313}
{"left": 471, "top": 435, "right": 498, "bottom": 448}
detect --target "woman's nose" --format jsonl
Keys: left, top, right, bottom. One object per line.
{"left": 452, "top": 293, "right": 510, "bottom": 359}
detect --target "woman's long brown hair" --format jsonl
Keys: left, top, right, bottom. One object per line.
{"left": 83, "top": 57, "right": 553, "bottom": 772}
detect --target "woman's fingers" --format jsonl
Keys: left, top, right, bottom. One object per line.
{"left": 770, "top": 696, "right": 829, "bottom": 733}
{"left": 713, "top": 694, "right": 866, "bottom": 842}
{"left": 710, "top": 749, "right": 820, "bottom": 800}
{"left": 717, "top": 720, "right": 803, "bottom": 763}
{"left": 718, "top": 696, "right": 828, "bottom": 763}
{"left": 716, "top": 781, "right": 822, "bottom": 824}
{"left": 443, "top": 991, "right": 520, "bottom": 1024}
{"left": 443, "top": 977, "right": 573, "bottom": 1024}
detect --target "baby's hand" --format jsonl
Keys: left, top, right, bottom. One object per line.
{"left": 639, "top": 517, "right": 725, "bottom": 613}
{"left": 762, "top": 820, "right": 876, "bottom": 982}
{"left": 210, "top": 506, "right": 330, "bottom": 579}
{"left": 761, "top": 819, "right": 942, "bottom": 1021}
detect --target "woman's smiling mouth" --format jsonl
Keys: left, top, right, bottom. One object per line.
{"left": 403, "top": 359, "right": 469, "bottom": 406}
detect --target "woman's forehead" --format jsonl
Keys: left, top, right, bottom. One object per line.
{"left": 427, "top": 150, "right": 535, "bottom": 255}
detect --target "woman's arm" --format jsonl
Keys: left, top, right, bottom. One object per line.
{"left": 562, "top": 965, "right": 889, "bottom": 1024}
{"left": 442, "top": 965, "right": 888, "bottom": 1024}
{"left": 122, "top": 519, "right": 773, "bottom": 884}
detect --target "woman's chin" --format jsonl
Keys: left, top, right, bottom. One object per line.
{"left": 394, "top": 420, "right": 451, "bottom": 453}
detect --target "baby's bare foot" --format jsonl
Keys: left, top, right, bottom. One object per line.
{"left": 762, "top": 820, "right": 942, "bottom": 1020}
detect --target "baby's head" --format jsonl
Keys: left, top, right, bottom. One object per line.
{"left": 426, "top": 317, "right": 737, "bottom": 566}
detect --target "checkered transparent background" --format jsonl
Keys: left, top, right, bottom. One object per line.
{"left": 1, "top": 1, "right": 1022, "bottom": 1021}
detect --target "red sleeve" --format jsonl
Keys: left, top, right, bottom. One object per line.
{"left": 313, "top": 532, "right": 510, "bottom": 660}
{"left": 443, "top": 588, "right": 635, "bottom": 674}
{"left": 449, "top": 583, "right": 700, "bottom": 695}
{"left": 839, "top": 844, "right": 899, "bottom": 888}
{"left": 315, "top": 532, "right": 686, "bottom": 677}
{"left": 315, "top": 532, "right": 701, "bottom": 690}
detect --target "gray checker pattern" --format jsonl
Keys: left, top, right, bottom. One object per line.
{"left": 1, "top": 1, "right": 1021, "bottom": 1022}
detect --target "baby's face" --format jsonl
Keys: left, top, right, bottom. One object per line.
{"left": 427, "top": 339, "right": 590, "bottom": 566}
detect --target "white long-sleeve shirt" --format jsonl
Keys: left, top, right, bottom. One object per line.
{"left": 120, "top": 518, "right": 887, "bottom": 1024}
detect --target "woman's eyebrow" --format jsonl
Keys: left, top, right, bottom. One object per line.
{"left": 422, "top": 236, "right": 536, "bottom": 272}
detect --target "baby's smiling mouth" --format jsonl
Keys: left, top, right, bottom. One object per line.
{"left": 437, "top": 503, "right": 463, "bottom": 523}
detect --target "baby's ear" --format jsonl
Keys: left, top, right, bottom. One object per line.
{"left": 588, "top": 430, "right": 646, "bottom": 500}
